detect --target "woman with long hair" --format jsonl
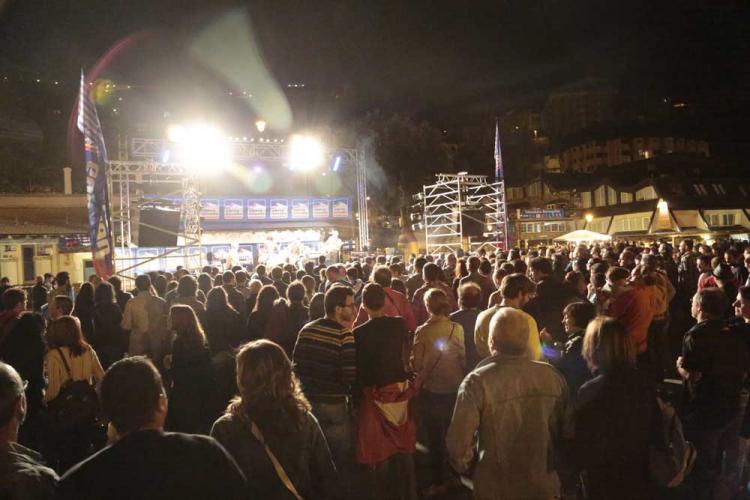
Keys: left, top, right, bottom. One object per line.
{"left": 204, "top": 286, "right": 242, "bottom": 354}
{"left": 45, "top": 315, "right": 105, "bottom": 470}
{"left": 72, "top": 282, "right": 95, "bottom": 345}
{"left": 245, "top": 285, "right": 279, "bottom": 342}
{"left": 308, "top": 292, "right": 325, "bottom": 321}
{"left": 164, "top": 305, "right": 213, "bottom": 434}
{"left": 568, "top": 316, "right": 655, "bottom": 499}
{"left": 210, "top": 340, "right": 336, "bottom": 499}
{"left": 451, "top": 258, "right": 468, "bottom": 293}
{"left": 92, "top": 281, "right": 126, "bottom": 369}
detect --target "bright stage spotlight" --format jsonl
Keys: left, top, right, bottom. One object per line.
{"left": 168, "top": 123, "right": 231, "bottom": 175}
{"left": 289, "top": 135, "right": 324, "bottom": 172}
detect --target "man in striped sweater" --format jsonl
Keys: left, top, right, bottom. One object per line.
{"left": 293, "top": 284, "right": 356, "bottom": 497}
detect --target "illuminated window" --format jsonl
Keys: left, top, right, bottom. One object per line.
{"left": 594, "top": 186, "right": 606, "bottom": 207}
{"left": 621, "top": 192, "right": 633, "bottom": 203}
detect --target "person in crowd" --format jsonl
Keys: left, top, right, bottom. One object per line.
{"left": 153, "top": 274, "right": 168, "bottom": 299}
{"left": 697, "top": 254, "right": 715, "bottom": 290}
{"left": 163, "top": 305, "right": 213, "bottom": 434}
{"left": 221, "top": 271, "right": 247, "bottom": 322}
{"left": 412, "top": 263, "right": 457, "bottom": 327}
{"left": 567, "top": 316, "right": 655, "bottom": 499}
{"left": 171, "top": 275, "right": 206, "bottom": 323}
{"left": 460, "top": 256, "right": 494, "bottom": 308}
{"left": 196, "top": 272, "right": 213, "bottom": 298}
{"left": 0, "top": 362, "right": 58, "bottom": 499}
{"left": 451, "top": 258, "right": 468, "bottom": 293}
{"left": 301, "top": 275, "right": 317, "bottom": 305}
{"left": 211, "top": 340, "right": 337, "bottom": 499}
{"left": 251, "top": 265, "right": 272, "bottom": 286}
{"left": 604, "top": 266, "right": 657, "bottom": 372}
{"left": 346, "top": 267, "right": 364, "bottom": 297}
{"left": 245, "top": 285, "right": 279, "bottom": 342}
{"left": 487, "top": 263, "right": 514, "bottom": 306}
{"left": 713, "top": 263, "right": 740, "bottom": 316}
{"left": 553, "top": 301, "right": 596, "bottom": 399}
{"left": 30, "top": 276, "right": 48, "bottom": 312}
{"left": 640, "top": 255, "right": 676, "bottom": 381}
{"left": 389, "top": 263, "right": 405, "bottom": 282}
{"left": 524, "top": 257, "right": 577, "bottom": 343}
{"left": 354, "top": 266, "right": 416, "bottom": 332}
{"left": 292, "top": 285, "right": 356, "bottom": 496}
{"left": 405, "top": 256, "right": 426, "bottom": 301}
{"left": 44, "top": 316, "right": 105, "bottom": 470}
{"left": 92, "top": 281, "right": 126, "bottom": 369}
{"left": 564, "top": 271, "right": 589, "bottom": 300}
{"left": 308, "top": 292, "right": 325, "bottom": 321}
{"left": 234, "top": 270, "right": 251, "bottom": 300}
{"left": 678, "top": 287, "right": 750, "bottom": 498}
{"left": 72, "top": 282, "right": 95, "bottom": 345}
{"left": 121, "top": 274, "right": 169, "bottom": 361}
{"left": 48, "top": 272, "right": 74, "bottom": 302}
{"left": 411, "top": 288, "right": 465, "bottom": 495}
{"left": 475, "top": 274, "right": 541, "bottom": 361}
{"left": 245, "top": 279, "right": 262, "bottom": 312}
{"left": 726, "top": 248, "right": 749, "bottom": 285}
{"left": 285, "top": 282, "right": 309, "bottom": 353}
{"left": 313, "top": 255, "right": 327, "bottom": 277}
{"left": 49, "top": 295, "right": 73, "bottom": 320}
{"left": 447, "top": 307, "right": 568, "bottom": 500}
{"left": 322, "top": 265, "right": 348, "bottom": 293}
{"left": 390, "top": 277, "right": 407, "bottom": 296}
{"left": 107, "top": 276, "right": 132, "bottom": 313}
{"left": 55, "top": 356, "right": 248, "bottom": 499}
{"left": 204, "top": 287, "right": 243, "bottom": 354}
{"left": 0, "top": 288, "right": 45, "bottom": 449}
{"left": 354, "top": 283, "right": 417, "bottom": 500}
{"left": 450, "top": 283, "right": 483, "bottom": 371}
{"left": 679, "top": 239, "right": 700, "bottom": 299}
{"left": 442, "top": 253, "right": 457, "bottom": 284}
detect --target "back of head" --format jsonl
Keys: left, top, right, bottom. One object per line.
{"left": 286, "top": 281, "right": 305, "bottom": 303}
{"left": 415, "top": 256, "right": 427, "bottom": 272}
{"left": 177, "top": 275, "right": 198, "bottom": 298}
{"left": 309, "top": 293, "right": 325, "bottom": 320}
{"left": 500, "top": 273, "right": 536, "bottom": 300}
{"left": 563, "top": 301, "right": 597, "bottom": 330}
{"left": 0, "top": 361, "right": 24, "bottom": 428}
{"left": 529, "top": 257, "right": 553, "bottom": 277}
{"left": 206, "top": 286, "right": 230, "bottom": 312}
{"left": 489, "top": 307, "right": 529, "bottom": 356}
{"left": 422, "top": 263, "right": 440, "bottom": 283}
{"left": 271, "top": 267, "right": 283, "bottom": 281}
{"left": 108, "top": 276, "right": 122, "bottom": 292}
{"left": 222, "top": 270, "right": 236, "bottom": 285}
{"left": 582, "top": 316, "right": 635, "bottom": 374}
{"left": 479, "top": 259, "right": 492, "bottom": 275}
{"left": 1, "top": 288, "right": 25, "bottom": 311}
{"left": 371, "top": 266, "right": 392, "bottom": 287}
{"left": 458, "top": 282, "right": 482, "bottom": 309}
{"left": 424, "top": 288, "right": 450, "bottom": 317}
{"left": 694, "top": 287, "right": 728, "bottom": 319}
{"left": 135, "top": 274, "right": 152, "bottom": 293}
{"left": 255, "top": 285, "right": 280, "bottom": 312}
{"left": 362, "top": 283, "right": 385, "bottom": 311}
{"left": 94, "top": 281, "right": 116, "bottom": 305}
{"left": 467, "top": 256, "right": 481, "bottom": 273}
{"left": 100, "top": 357, "right": 164, "bottom": 435}
{"left": 47, "top": 316, "right": 88, "bottom": 356}
{"left": 53, "top": 295, "right": 74, "bottom": 316}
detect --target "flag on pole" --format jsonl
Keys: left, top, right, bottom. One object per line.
{"left": 77, "top": 71, "right": 114, "bottom": 279}
{"left": 494, "top": 119, "right": 503, "bottom": 181}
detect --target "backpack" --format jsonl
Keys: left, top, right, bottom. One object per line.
{"left": 45, "top": 348, "right": 100, "bottom": 432}
{"left": 648, "top": 397, "right": 697, "bottom": 488}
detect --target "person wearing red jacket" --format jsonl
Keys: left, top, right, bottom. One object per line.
{"left": 354, "top": 266, "right": 416, "bottom": 332}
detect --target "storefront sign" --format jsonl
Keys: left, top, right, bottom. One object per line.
{"left": 518, "top": 208, "right": 565, "bottom": 220}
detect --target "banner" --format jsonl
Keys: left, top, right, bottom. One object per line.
{"left": 77, "top": 71, "right": 114, "bottom": 278}
{"left": 222, "top": 199, "right": 244, "bottom": 220}
{"left": 331, "top": 198, "right": 350, "bottom": 218}
{"left": 518, "top": 208, "right": 566, "bottom": 220}
{"left": 269, "top": 199, "right": 289, "bottom": 219}
{"left": 201, "top": 199, "right": 220, "bottom": 220}
{"left": 312, "top": 199, "right": 331, "bottom": 219}
{"left": 247, "top": 199, "right": 267, "bottom": 220}
{"left": 290, "top": 199, "right": 310, "bottom": 219}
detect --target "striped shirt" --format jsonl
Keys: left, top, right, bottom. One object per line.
{"left": 293, "top": 318, "right": 356, "bottom": 402}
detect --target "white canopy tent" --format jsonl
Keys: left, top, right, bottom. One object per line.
{"left": 554, "top": 229, "right": 612, "bottom": 243}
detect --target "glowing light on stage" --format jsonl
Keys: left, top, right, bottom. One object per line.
{"left": 332, "top": 155, "right": 342, "bottom": 172}
{"left": 255, "top": 120, "right": 266, "bottom": 133}
{"left": 168, "top": 123, "right": 231, "bottom": 175}
{"left": 289, "top": 135, "right": 324, "bottom": 172}
{"left": 161, "top": 149, "right": 171, "bottom": 163}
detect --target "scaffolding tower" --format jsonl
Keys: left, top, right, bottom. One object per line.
{"left": 423, "top": 173, "right": 507, "bottom": 255}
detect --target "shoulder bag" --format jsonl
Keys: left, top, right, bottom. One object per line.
{"left": 250, "top": 420, "right": 303, "bottom": 500}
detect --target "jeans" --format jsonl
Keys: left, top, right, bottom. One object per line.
{"left": 311, "top": 399, "right": 353, "bottom": 498}
{"left": 418, "top": 390, "right": 457, "bottom": 485}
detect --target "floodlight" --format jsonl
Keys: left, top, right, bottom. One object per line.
{"left": 167, "top": 123, "right": 231, "bottom": 175}
{"left": 255, "top": 120, "right": 266, "bottom": 133}
{"left": 289, "top": 135, "right": 324, "bottom": 172}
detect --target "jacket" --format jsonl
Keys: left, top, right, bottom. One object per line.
{"left": 354, "top": 287, "right": 416, "bottom": 332}
{"left": 523, "top": 277, "right": 577, "bottom": 343}
{"left": 446, "top": 355, "right": 568, "bottom": 500}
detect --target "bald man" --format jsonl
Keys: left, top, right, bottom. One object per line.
{"left": 446, "top": 308, "right": 568, "bottom": 500}
{"left": 0, "top": 362, "right": 58, "bottom": 499}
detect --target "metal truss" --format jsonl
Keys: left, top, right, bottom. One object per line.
{"left": 423, "top": 173, "right": 507, "bottom": 255}
{"left": 127, "top": 138, "right": 369, "bottom": 249}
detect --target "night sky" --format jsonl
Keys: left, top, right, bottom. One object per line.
{"left": 1, "top": 0, "right": 747, "bottom": 123}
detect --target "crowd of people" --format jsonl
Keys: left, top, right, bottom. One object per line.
{"left": 1, "top": 237, "right": 750, "bottom": 499}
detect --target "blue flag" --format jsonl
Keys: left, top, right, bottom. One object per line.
{"left": 77, "top": 71, "right": 114, "bottom": 278}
